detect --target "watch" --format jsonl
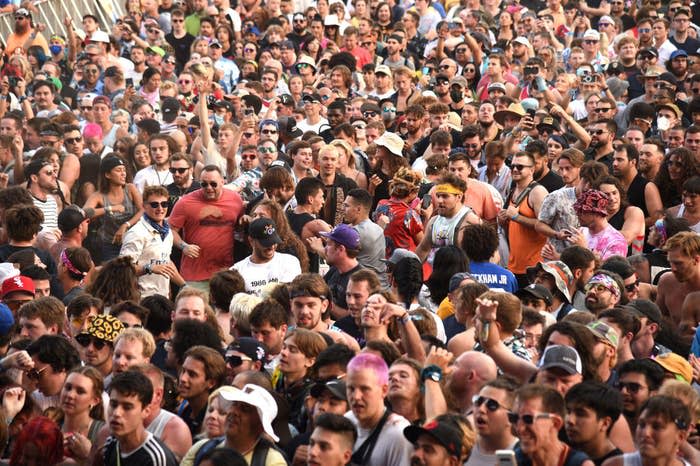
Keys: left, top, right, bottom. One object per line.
{"left": 144, "top": 263, "right": 153, "bottom": 274}
{"left": 421, "top": 365, "right": 443, "bottom": 383}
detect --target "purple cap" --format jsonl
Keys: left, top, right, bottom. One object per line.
{"left": 320, "top": 224, "right": 360, "bottom": 250}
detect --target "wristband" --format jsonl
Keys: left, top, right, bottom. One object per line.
{"left": 511, "top": 213, "right": 520, "bottom": 221}
{"left": 144, "top": 263, "right": 153, "bottom": 274}
{"left": 421, "top": 365, "right": 443, "bottom": 383}
{"left": 179, "top": 241, "right": 189, "bottom": 250}
{"left": 399, "top": 313, "right": 410, "bottom": 325}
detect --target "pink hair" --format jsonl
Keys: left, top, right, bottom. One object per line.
{"left": 347, "top": 352, "right": 389, "bottom": 385}
{"left": 83, "top": 122, "right": 103, "bottom": 139}
{"left": 10, "top": 416, "right": 63, "bottom": 466}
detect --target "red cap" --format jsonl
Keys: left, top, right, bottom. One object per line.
{"left": 1, "top": 276, "right": 36, "bottom": 298}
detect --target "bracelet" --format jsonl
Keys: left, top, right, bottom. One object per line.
{"left": 124, "top": 221, "right": 130, "bottom": 228}
{"left": 511, "top": 213, "right": 520, "bottom": 221}
{"left": 179, "top": 241, "right": 188, "bottom": 250}
{"left": 420, "top": 365, "right": 443, "bottom": 383}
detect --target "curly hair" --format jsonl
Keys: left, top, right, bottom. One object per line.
{"left": 4, "top": 205, "right": 43, "bottom": 241}
{"left": 654, "top": 148, "right": 699, "bottom": 206}
{"left": 536, "top": 321, "right": 599, "bottom": 382}
{"left": 254, "top": 199, "right": 310, "bottom": 272}
{"left": 84, "top": 256, "right": 140, "bottom": 308}
{"left": 391, "top": 257, "right": 423, "bottom": 306}
{"left": 460, "top": 224, "right": 499, "bottom": 262}
{"left": 388, "top": 167, "right": 421, "bottom": 199}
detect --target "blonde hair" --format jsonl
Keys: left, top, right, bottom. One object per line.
{"left": 659, "top": 380, "right": 700, "bottom": 423}
{"left": 330, "top": 139, "right": 355, "bottom": 169}
{"left": 114, "top": 327, "right": 156, "bottom": 358}
{"left": 229, "top": 293, "right": 263, "bottom": 335}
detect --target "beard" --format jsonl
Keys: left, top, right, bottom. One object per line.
{"left": 14, "top": 23, "right": 29, "bottom": 34}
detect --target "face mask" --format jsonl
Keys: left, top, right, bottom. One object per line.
{"left": 213, "top": 114, "right": 224, "bottom": 126}
{"left": 657, "top": 115, "right": 670, "bottom": 131}
{"left": 450, "top": 89, "right": 463, "bottom": 103}
{"left": 49, "top": 45, "right": 63, "bottom": 55}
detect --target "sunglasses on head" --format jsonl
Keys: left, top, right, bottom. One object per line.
{"left": 75, "top": 334, "right": 108, "bottom": 350}
{"left": 169, "top": 167, "right": 189, "bottom": 174}
{"left": 148, "top": 201, "right": 170, "bottom": 209}
{"left": 472, "top": 395, "right": 508, "bottom": 412}
{"left": 200, "top": 181, "right": 218, "bottom": 188}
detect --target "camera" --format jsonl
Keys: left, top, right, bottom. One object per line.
{"left": 524, "top": 66, "right": 538, "bottom": 76}
{"left": 582, "top": 74, "right": 595, "bottom": 84}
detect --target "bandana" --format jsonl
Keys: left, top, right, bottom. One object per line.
{"left": 60, "top": 249, "right": 87, "bottom": 279}
{"left": 586, "top": 273, "right": 621, "bottom": 299}
{"left": 435, "top": 183, "right": 463, "bottom": 196}
{"left": 574, "top": 189, "right": 609, "bottom": 216}
{"left": 144, "top": 215, "right": 170, "bottom": 241}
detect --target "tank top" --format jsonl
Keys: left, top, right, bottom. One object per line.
{"left": 507, "top": 186, "right": 546, "bottom": 274}
{"left": 100, "top": 188, "right": 136, "bottom": 243}
{"left": 287, "top": 210, "right": 320, "bottom": 273}
{"left": 146, "top": 409, "right": 177, "bottom": 438}
{"left": 428, "top": 205, "right": 471, "bottom": 264}
{"left": 678, "top": 205, "right": 700, "bottom": 233}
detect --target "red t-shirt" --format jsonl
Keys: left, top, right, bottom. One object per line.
{"left": 373, "top": 197, "right": 424, "bottom": 257}
{"left": 169, "top": 188, "right": 243, "bottom": 281}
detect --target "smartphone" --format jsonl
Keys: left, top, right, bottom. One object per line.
{"left": 421, "top": 193, "right": 432, "bottom": 210}
{"left": 244, "top": 108, "right": 254, "bottom": 116}
{"left": 496, "top": 450, "right": 517, "bottom": 466}
{"left": 126, "top": 77, "right": 134, "bottom": 87}
{"left": 525, "top": 108, "right": 536, "bottom": 118}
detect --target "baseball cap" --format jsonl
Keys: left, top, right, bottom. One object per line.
{"left": 658, "top": 72, "right": 678, "bottom": 86}
{"left": 450, "top": 76, "right": 468, "bottom": 88}
{"left": 146, "top": 46, "right": 166, "bottom": 57}
{"left": 100, "top": 155, "right": 125, "bottom": 174}
{"left": 670, "top": 49, "right": 688, "bottom": 60}
{"left": 320, "top": 224, "right": 360, "bottom": 250}
{"left": 219, "top": 384, "right": 279, "bottom": 441}
{"left": 583, "top": 29, "right": 601, "bottom": 41}
{"left": 90, "top": 30, "right": 110, "bottom": 43}
{"left": 212, "top": 100, "right": 234, "bottom": 113}
{"left": 513, "top": 36, "right": 531, "bottom": 47}
{"left": 516, "top": 284, "right": 553, "bottom": 306}
{"left": 628, "top": 299, "right": 662, "bottom": 324}
{"left": 587, "top": 320, "right": 619, "bottom": 348}
{"left": 302, "top": 92, "right": 322, "bottom": 103}
{"left": 15, "top": 8, "right": 30, "bottom": 17}
{"left": 537, "top": 345, "right": 583, "bottom": 375}
{"left": 279, "top": 116, "right": 302, "bottom": 138}
{"left": 92, "top": 95, "right": 112, "bottom": 109}
{"left": 0, "top": 276, "right": 35, "bottom": 299}
{"left": 449, "top": 272, "right": 475, "bottom": 293}
{"left": 381, "top": 248, "right": 420, "bottom": 265}
{"left": 374, "top": 64, "right": 392, "bottom": 77}
{"left": 82, "top": 314, "right": 124, "bottom": 343}
{"left": 279, "top": 94, "right": 295, "bottom": 106}
{"left": 58, "top": 205, "right": 88, "bottom": 233}
{"left": 0, "top": 304, "right": 14, "bottom": 337}
{"left": 248, "top": 218, "right": 282, "bottom": 247}
{"left": 404, "top": 419, "right": 462, "bottom": 459}
{"left": 226, "top": 337, "right": 267, "bottom": 363}
{"left": 310, "top": 378, "right": 347, "bottom": 401}
{"left": 209, "top": 39, "right": 222, "bottom": 48}
{"left": 81, "top": 93, "right": 98, "bottom": 106}
{"left": 638, "top": 47, "right": 659, "bottom": 58}
{"left": 161, "top": 97, "right": 181, "bottom": 123}
{"left": 487, "top": 82, "right": 507, "bottom": 93}
{"left": 526, "top": 261, "right": 573, "bottom": 303}
{"left": 653, "top": 353, "right": 692, "bottom": 383}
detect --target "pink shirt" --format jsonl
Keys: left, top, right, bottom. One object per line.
{"left": 583, "top": 224, "right": 628, "bottom": 260}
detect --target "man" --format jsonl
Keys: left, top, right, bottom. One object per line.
{"left": 498, "top": 151, "right": 548, "bottom": 287}
{"left": 629, "top": 299, "right": 670, "bottom": 359}
{"left": 308, "top": 413, "right": 356, "bottom": 466}
{"left": 165, "top": 8, "right": 195, "bottom": 69}
{"left": 224, "top": 337, "right": 267, "bottom": 382}
{"left": 638, "top": 139, "right": 665, "bottom": 182}
{"left": 585, "top": 272, "right": 624, "bottom": 315}
{"left": 166, "top": 153, "right": 199, "bottom": 214}
{"left": 185, "top": 383, "right": 286, "bottom": 465}
{"left": 564, "top": 381, "right": 623, "bottom": 466}
{"left": 317, "top": 224, "right": 363, "bottom": 319}
{"left": 512, "top": 384, "right": 592, "bottom": 466}
{"left": 18, "top": 297, "right": 64, "bottom": 341}
{"left": 25, "top": 159, "right": 59, "bottom": 230}
{"left": 121, "top": 186, "right": 184, "bottom": 298}
{"left": 461, "top": 224, "right": 517, "bottom": 292}
{"left": 6, "top": 8, "right": 48, "bottom": 56}
{"left": 333, "top": 269, "right": 381, "bottom": 346}
{"left": 527, "top": 140, "right": 564, "bottom": 193}
{"left": 444, "top": 351, "right": 498, "bottom": 414}
{"left": 0, "top": 275, "right": 35, "bottom": 317}
{"left": 561, "top": 246, "right": 599, "bottom": 310}
{"left": 656, "top": 231, "right": 700, "bottom": 330}
{"left": 298, "top": 93, "right": 329, "bottom": 134}
{"left": 76, "top": 314, "right": 124, "bottom": 378}
{"left": 134, "top": 135, "right": 174, "bottom": 192}
{"left": 169, "top": 165, "right": 243, "bottom": 290}
{"left": 101, "top": 370, "right": 178, "bottom": 466}
{"left": 31, "top": 80, "right": 62, "bottom": 118}
{"left": 26, "top": 335, "right": 81, "bottom": 412}
{"left": 669, "top": 8, "right": 700, "bottom": 54}
{"left": 344, "top": 189, "right": 386, "bottom": 281}
{"left": 287, "top": 177, "right": 332, "bottom": 274}
{"left": 176, "top": 345, "right": 226, "bottom": 436}
{"left": 172, "top": 287, "right": 210, "bottom": 322}
{"left": 249, "top": 299, "right": 288, "bottom": 372}
{"left": 416, "top": 173, "right": 480, "bottom": 264}
{"left": 616, "top": 358, "right": 664, "bottom": 431}
{"left": 572, "top": 189, "right": 627, "bottom": 261}
{"left": 404, "top": 418, "right": 463, "bottom": 466}
{"left": 316, "top": 145, "right": 358, "bottom": 227}
{"left": 527, "top": 261, "right": 576, "bottom": 320}
{"left": 232, "top": 218, "right": 301, "bottom": 295}
{"left": 344, "top": 352, "right": 413, "bottom": 465}
{"left": 585, "top": 119, "right": 616, "bottom": 170}
{"left": 369, "top": 65, "right": 395, "bottom": 100}
{"left": 112, "top": 328, "right": 156, "bottom": 374}
{"left": 208, "top": 39, "right": 239, "bottom": 94}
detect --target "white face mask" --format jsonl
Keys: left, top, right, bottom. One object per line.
{"left": 656, "top": 115, "right": 670, "bottom": 131}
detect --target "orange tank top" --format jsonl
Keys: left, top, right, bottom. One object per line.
{"left": 507, "top": 187, "right": 547, "bottom": 274}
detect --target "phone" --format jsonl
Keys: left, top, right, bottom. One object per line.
{"left": 126, "top": 77, "right": 134, "bottom": 88}
{"left": 244, "top": 108, "right": 254, "bottom": 116}
{"left": 525, "top": 108, "right": 536, "bottom": 118}
{"left": 496, "top": 450, "right": 517, "bottom": 466}
{"left": 421, "top": 193, "right": 432, "bottom": 210}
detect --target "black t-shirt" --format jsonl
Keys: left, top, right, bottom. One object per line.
{"left": 334, "top": 315, "right": 365, "bottom": 346}
{"left": 165, "top": 32, "right": 195, "bottom": 69}
{"left": 325, "top": 263, "right": 363, "bottom": 311}
{"left": 538, "top": 170, "right": 565, "bottom": 193}
{"left": 670, "top": 35, "right": 700, "bottom": 55}
{"left": 627, "top": 173, "right": 649, "bottom": 217}
{"left": 103, "top": 434, "right": 178, "bottom": 466}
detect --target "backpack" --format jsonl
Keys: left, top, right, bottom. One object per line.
{"left": 193, "top": 437, "right": 289, "bottom": 466}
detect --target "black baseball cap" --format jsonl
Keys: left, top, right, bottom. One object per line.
{"left": 248, "top": 218, "right": 282, "bottom": 247}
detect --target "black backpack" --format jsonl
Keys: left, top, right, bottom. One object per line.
{"left": 193, "top": 437, "right": 289, "bottom": 466}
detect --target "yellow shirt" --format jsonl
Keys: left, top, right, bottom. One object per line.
{"left": 437, "top": 296, "right": 454, "bottom": 319}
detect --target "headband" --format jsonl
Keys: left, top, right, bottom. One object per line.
{"left": 60, "top": 249, "right": 87, "bottom": 278}
{"left": 587, "top": 273, "right": 620, "bottom": 299}
{"left": 435, "top": 183, "right": 463, "bottom": 196}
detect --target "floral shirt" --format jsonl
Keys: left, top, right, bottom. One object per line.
{"left": 538, "top": 187, "right": 579, "bottom": 252}
{"left": 373, "top": 197, "right": 424, "bottom": 257}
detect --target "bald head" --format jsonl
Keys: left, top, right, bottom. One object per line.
{"left": 448, "top": 351, "right": 498, "bottom": 409}
{"left": 457, "top": 351, "right": 498, "bottom": 383}
{"left": 169, "top": 129, "right": 187, "bottom": 153}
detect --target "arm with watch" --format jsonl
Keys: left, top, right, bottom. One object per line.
{"left": 422, "top": 346, "right": 453, "bottom": 419}
{"left": 379, "top": 303, "right": 426, "bottom": 362}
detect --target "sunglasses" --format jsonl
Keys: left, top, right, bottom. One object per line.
{"left": 472, "top": 395, "right": 509, "bottom": 412}
{"left": 70, "top": 314, "right": 96, "bottom": 328}
{"left": 637, "top": 28, "right": 651, "bottom": 33}
{"left": 65, "top": 136, "right": 82, "bottom": 144}
{"left": 169, "top": 167, "right": 189, "bottom": 174}
{"left": 507, "top": 412, "right": 554, "bottom": 425}
{"left": 624, "top": 279, "right": 640, "bottom": 292}
{"left": 511, "top": 164, "right": 533, "bottom": 171}
{"left": 226, "top": 355, "right": 252, "bottom": 367}
{"left": 84, "top": 69, "right": 100, "bottom": 74}
{"left": 75, "top": 334, "right": 108, "bottom": 350}
{"left": 244, "top": 47, "right": 256, "bottom": 53}
{"left": 172, "top": 18, "right": 184, "bottom": 22}
{"left": 363, "top": 111, "right": 378, "bottom": 117}
{"left": 595, "top": 107, "right": 613, "bottom": 113}
{"left": 258, "top": 147, "right": 276, "bottom": 154}
{"left": 616, "top": 381, "right": 646, "bottom": 393}
{"left": 439, "top": 65, "right": 452, "bottom": 70}
{"left": 261, "top": 129, "right": 278, "bottom": 135}
{"left": 26, "top": 366, "right": 49, "bottom": 380}
{"left": 148, "top": 201, "right": 170, "bottom": 209}
{"left": 584, "top": 40, "right": 599, "bottom": 45}
{"left": 585, "top": 283, "right": 612, "bottom": 294}
{"left": 589, "top": 129, "right": 608, "bottom": 135}
{"left": 80, "top": 106, "right": 93, "bottom": 111}
{"left": 241, "top": 154, "right": 257, "bottom": 160}
{"left": 200, "top": 181, "right": 219, "bottom": 188}
{"left": 436, "top": 79, "right": 449, "bottom": 85}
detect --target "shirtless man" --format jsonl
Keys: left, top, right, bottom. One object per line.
{"left": 656, "top": 232, "right": 700, "bottom": 331}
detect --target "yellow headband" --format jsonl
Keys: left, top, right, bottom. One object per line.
{"left": 435, "top": 184, "right": 463, "bottom": 195}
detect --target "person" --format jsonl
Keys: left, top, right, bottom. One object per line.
{"left": 99, "top": 370, "right": 179, "bottom": 466}
{"left": 344, "top": 352, "right": 413, "bottom": 465}
{"left": 287, "top": 177, "right": 332, "bottom": 274}
{"left": 17, "top": 296, "right": 64, "bottom": 340}
{"left": 343, "top": 189, "right": 387, "bottom": 280}
{"left": 59, "top": 366, "right": 106, "bottom": 462}
{"left": 9, "top": 416, "right": 63, "bottom": 466}
{"left": 319, "top": 224, "right": 363, "bottom": 319}
{"left": 616, "top": 358, "right": 665, "bottom": 432}
{"left": 231, "top": 218, "right": 301, "bottom": 296}
{"left": 26, "top": 334, "right": 81, "bottom": 413}
{"left": 76, "top": 314, "right": 125, "bottom": 378}
{"left": 571, "top": 190, "right": 627, "bottom": 261}
{"left": 169, "top": 165, "right": 243, "bottom": 290}
{"left": 460, "top": 224, "right": 518, "bottom": 292}
{"left": 248, "top": 299, "right": 289, "bottom": 372}
{"left": 656, "top": 232, "right": 700, "bottom": 330}
{"left": 308, "top": 413, "right": 357, "bottom": 466}
{"left": 120, "top": 185, "right": 185, "bottom": 297}
{"left": 404, "top": 417, "right": 464, "bottom": 466}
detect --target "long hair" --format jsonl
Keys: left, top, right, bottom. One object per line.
{"left": 62, "top": 366, "right": 105, "bottom": 420}
{"left": 10, "top": 417, "right": 63, "bottom": 466}
{"left": 255, "top": 199, "right": 310, "bottom": 272}
{"left": 425, "top": 246, "right": 469, "bottom": 306}
{"left": 85, "top": 256, "right": 140, "bottom": 308}
{"left": 654, "top": 148, "right": 698, "bottom": 206}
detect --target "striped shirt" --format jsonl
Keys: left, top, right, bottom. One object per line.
{"left": 103, "top": 431, "right": 178, "bottom": 466}
{"left": 32, "top": 194, "right": 58, "bottom": 230}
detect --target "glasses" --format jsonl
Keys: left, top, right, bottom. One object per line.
{"left": 261, "top": 129, "right": 278, "bottom": 135}
{"left": 169, "top": 167, "right": 189, "bottom": 174}
{"left": 172, "top": 18, "right": 184, "bottom": 22}
{"left": 241, "top": 153, "right": 257, "bottom": 160}
{"left": 507, "top": 412, "right": 554, "bottom": 425}
{"left": 439, "top": 65, "right": 452, "bottom": 70}
{"left": 638, "top": 28, "right": 651, "bottom": 33}
{"left": 383, "top": 107, "right": 396, "bottom": 113}
{"left": 258, "top": 147, "right": 276, "bottom": 154}
{"left": 75, "top": 334, "right": 108, "bottom": 350}
{"left": 472, "top": 395, "right": 509, "bottom": 412}
{"left": 363, "top": 111, "right": 378, "bottom": 118}
{"left": 226, "top": 355, "right": 252, "bottom": 367}
{"left": 40, "top": 169, "right": 56, "bottom": 177}
{"left": 625, "top": 279, "right": 640, "bottom": 292}
{"left": 654, "top": 82, "right": 673, "bottom": 89}
{"left": 26, "top": 366, "right": 49, "bottom": 380}
{"left": 464, "top": 68, "right": 476, "bottom": 73}
{"left": 80, "top": 106, "right": 93, "bottom": 111}
{"left": 598, "top": 22, "right": 612, "bottom": 27}
{"left": 595, "top": 107, "right": 613, "bottom": 113}
{"left": 589, "top": 129, "right": 608, "bottom": 135}
{"left": 147, "top": 28, "right": 158, "bottom": 33}
{"left": 148, "top": 201, "right": 170, "bottom": 209}
{"left": 70, "top": 314, "right": 96, "bottom": 329}
{"left": 294, "top": 18, "right": 306, "bottom": 23}
{"left": 511, "top": 164, "right": 532, "bottom": 171}
{"left": 584, "top": 40, "right": 599, "bottom": 45}
{"left": 616, "top": 381, "right": 646, "bottom": 393}
{"left": 436, "top": 79, "right": 449, "bottom": 85}
{"left": 65, "top": 136, "right": 82, "bottom": 144}
{"left": 585, "top": 283, "right": 612, "bottom": 294}
{"left": 200, "top": 181, "right": 218, "bottom": 188}
{"left": 297, "top": 63, "right": 311, "bottom": 69}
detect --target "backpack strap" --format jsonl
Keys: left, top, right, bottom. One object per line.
{"left": 251, "top": 438, "right": 290, "bottom": 466}
{"left": 350, "top": 409, "right": 391, "bottom": 465}
{"left": 193, "top": 437, "right": 225, "bottom": 466}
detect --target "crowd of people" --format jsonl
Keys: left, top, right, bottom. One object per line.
{"left": 0, "top": 0, "right": 698, "bottom": 464}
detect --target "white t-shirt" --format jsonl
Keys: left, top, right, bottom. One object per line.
{"left": 133, "top": 165, "right": 173, "bottom": 192}
{"left": 231, "top": 252, "right": 301, "bottom": 296}
{"left": 297, "top": 117, "right": 329, "bottom": 134}
{"left": 345, "top": 409, "right": 413, "bottom": 466}
{"left": 120, "top": 217, "right": 174, "bottom": 298}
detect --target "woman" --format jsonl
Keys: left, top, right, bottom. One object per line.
{"left": 656, "top": 149, "right": 700, "bottom": 212}
{"left": 388, "top": 357, "right": 424, "bottom": 424}
{"left": 215, "top": 24, "right": 235, "bottom": 59}
{"left": 251, "top": 199, "right": 310, "bottom": 272}
{"left": 445, "top": 282, "right": 490, "bottom": 355}
{"left": 288, "top": 75, "right": 304, "bottom": 103}
{"left": 199, "top": 386, "right": 236, "bottom": 441}
{"left": 422, "top": 246, "right": 469, "bottom": 312}
{"left": 9, "top": 416, "right": 63, "bottom": 466}
{"left": 547, "top": 135, "right": 569, "bottom": 173}
{"left": 191, "top": 37, "right": 211, "bottom": 58}
{"left": 497, "top": 13, "right": 515, "bottom": 41}
{"left": 242, "top": 42, "right": 257, "bottom": 62}
{"left": 371, "top": 132, "right": 409, "bottom": 207}
{"left": 83, "top": 155, "right": 142, "bottom": 261}
{"left": 374, "top": 2, "right": 392, "bottom": 41}
{"left": 27, "top": 46, "right": 47, "bottom": 76}
{"left": 301, "top": 38, "right": 322, "bottom": 62}
{"left": 462, "top": 62, "right": 481, "bottom": 100}
{"left": 275, "top": 328, "right": 327, "bottom": 432}
{"left": 66, "top": 294, "right": 103, "bottom": 338}
{"left": 372, "top": 167, "right": 424, "bottom": 256}
{"left": 127, "top": 141, "right": 152, "bottom": 176}
{"left": 351, "top": 0, "right": 370, "bottom": 26}
{"left": 138, "top": 67, "right": 162, "bottom": 107}
{"left": 596, "top": 176, "right": 645, "bottom": 255}
{"left": 331, "top": 139, "right": 368, "bottom": 189}
{"left": 669, "top": 176, "right": 700, "bottom": 233}
{"left": 60, "top": 366, "right": 106, "bottom": 462}
{"left": 110, "top": 110, "right": 131, "bottom": 134}
{"left": 84, "top": 256, "right": 140, "bottom": 311}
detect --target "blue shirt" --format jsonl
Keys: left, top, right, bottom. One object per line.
{"left": 469, "top": 261, "right": 518, "bottom": 293}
